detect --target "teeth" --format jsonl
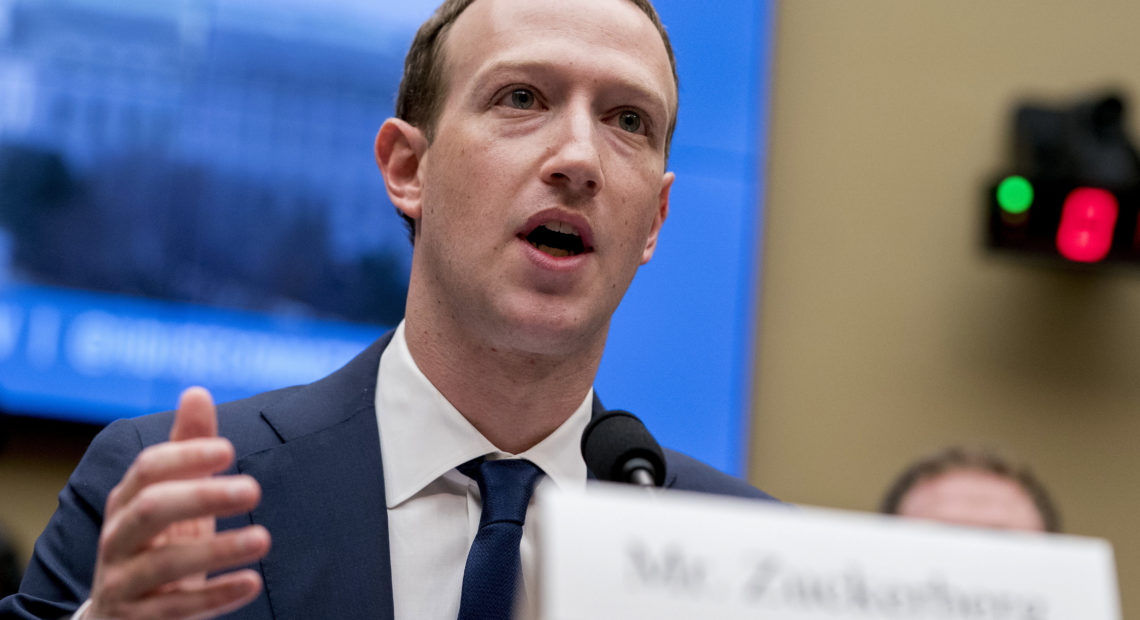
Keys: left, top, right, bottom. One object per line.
{"left": 543, "top": 221, "right": 580, "bottom": 236}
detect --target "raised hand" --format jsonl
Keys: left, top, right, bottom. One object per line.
{"left": 86, "top": 387, "right": 271, "bottom": 620}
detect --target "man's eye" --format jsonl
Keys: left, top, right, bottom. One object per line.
{"left": 508, "top": 89, "right": 536, "bottom": 109}
{"left": 617, "top": 110, "right": 643, "bottom": 134}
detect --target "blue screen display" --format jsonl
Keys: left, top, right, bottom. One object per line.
{"left": 0, "top": 0, "right": 770, "bottom": 475}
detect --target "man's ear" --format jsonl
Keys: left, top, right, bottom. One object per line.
{"left": 375, "top": 118, "right": 429, "bottom": 221}
{"left": 640, "top": 171, "right": 673, "bottom": 264}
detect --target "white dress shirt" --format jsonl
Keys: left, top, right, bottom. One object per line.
{"left": 376, "top": 321, "right": 592, "bottom": 620}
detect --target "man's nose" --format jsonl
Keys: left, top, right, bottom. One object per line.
{"left": 540, "top": 106, "right": 604, "bottom": 199}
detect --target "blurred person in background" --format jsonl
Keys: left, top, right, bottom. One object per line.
{"left": 880, "top": 445, "right": 1061, "bottom": 533}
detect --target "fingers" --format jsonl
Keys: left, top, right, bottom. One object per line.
{"left": 171, "top": 386, "right": 219, "bottom": 442}
{"left": 89, "top": 569, "right": 264, "bottom": 620}
{"left": 106, "top": 438, "right": 236, "bottom": 517}
{"left": 107, "top": 386, "right": 228, "bottom": 519}
{"left": 113, "top": 526, "right": 270, "bottom": 602}
{"left": 101, "top": 476, "right": 261, "bottom": 563}
{"left": 149, "top": 570, "right": 263, "bottom": 620}
{"left": 88, "top": 387, "right": 269, "bottom": 620}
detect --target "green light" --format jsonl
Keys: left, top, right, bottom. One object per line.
{"left": 997, "top": 175, "right": 1034, "bottom": 214}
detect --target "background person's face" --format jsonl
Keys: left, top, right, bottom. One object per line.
{"left": 897, "top": 468, "right": 1047, "bottom": 532}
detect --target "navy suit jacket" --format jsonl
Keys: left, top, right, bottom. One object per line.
{"left": 2, "top": 332, "right": 776, "bottom": 619}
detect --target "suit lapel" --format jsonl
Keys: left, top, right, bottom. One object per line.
{"left": 238, "top": 334, "right": 396, "bottom": 620}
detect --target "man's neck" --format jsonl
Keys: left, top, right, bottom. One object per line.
{"left": 402, "top": 316, "right": 604, "bottom": 454}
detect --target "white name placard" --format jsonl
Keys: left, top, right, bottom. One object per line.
{"left": 526, "top": 484, "right": 1120, "bottom": 620}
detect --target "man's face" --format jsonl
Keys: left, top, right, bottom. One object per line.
{"left": 896, "top": 468, "right": 1047, "bottom": 532}
{"left": 406, "top": 0, "right": 675, "bottom": 354}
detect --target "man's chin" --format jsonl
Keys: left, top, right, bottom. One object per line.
{"left": 491, "top": 307, "right": 611, "bottom": 359}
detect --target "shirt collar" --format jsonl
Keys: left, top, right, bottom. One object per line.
{"left": 376, "top": 321, "right": 591, "bottom": 508}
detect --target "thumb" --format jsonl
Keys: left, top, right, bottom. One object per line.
{"left": 170, "top": 386, "right": 219, "bottom": 442}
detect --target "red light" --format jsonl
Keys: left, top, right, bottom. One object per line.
{"left": 1056, "top": 187, "right": 1118, "bottom": 262}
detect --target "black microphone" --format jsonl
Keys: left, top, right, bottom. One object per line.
{"left": 580, "top": 410, "right": 666, "bottom": 487}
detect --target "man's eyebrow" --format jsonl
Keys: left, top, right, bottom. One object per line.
{"left": 474, "top": 59, "right": 673, "bottom": 116}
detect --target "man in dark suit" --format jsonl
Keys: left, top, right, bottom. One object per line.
{"left": 2, "top": 0, "right": 774, "bottom": 618}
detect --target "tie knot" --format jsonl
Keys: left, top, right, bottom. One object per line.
{"left": 460, "top": 458, "right": 545, "bottom": 526}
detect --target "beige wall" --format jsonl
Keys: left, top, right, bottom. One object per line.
{"left": 752, "top": 0, "right": 1140, "bottom": 614}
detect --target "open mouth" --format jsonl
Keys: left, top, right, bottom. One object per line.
{"left": 523, "top": 221, "right": 590, "bottom": 258}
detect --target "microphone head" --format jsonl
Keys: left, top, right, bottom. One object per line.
{"left": 580, "top": 410, "right": 667, "bottom": 486}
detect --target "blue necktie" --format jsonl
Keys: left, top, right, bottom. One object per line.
{"left": 457, "top": 458, "right": 545, "bottom": 620}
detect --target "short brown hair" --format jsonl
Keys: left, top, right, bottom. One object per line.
{"left": 880, "top": 446, "right": 1062, "bottom": 533}
{"left": 396, "top": 0, "right": 679, "bottom": 144}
